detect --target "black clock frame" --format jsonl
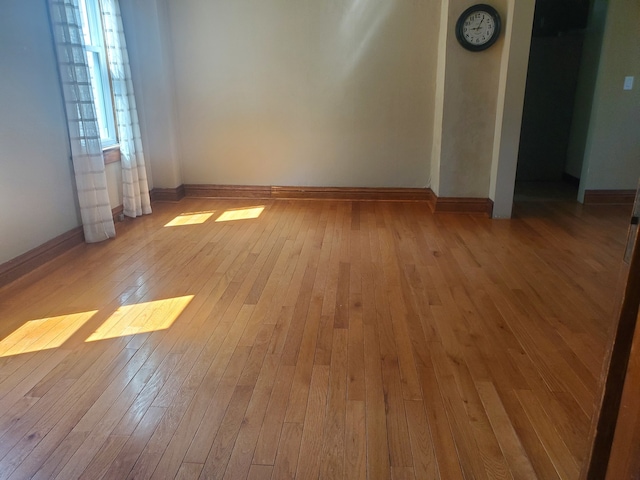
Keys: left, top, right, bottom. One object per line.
{"left": 455, "top": 4, "right": 502, "bottom": 52}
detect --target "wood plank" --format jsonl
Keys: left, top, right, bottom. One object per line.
{"left": 223, "top": 386, "right": 272, "bottom": 479}
{"left": 198, "top": 385, "right": 254, "bottom": 479}
{"left": 271, "top": 422, "right": 303, "bottom": 480}
{"left": 247, "top": 464, "right": 273, "bottom": 480}
{"left": 404, "top": 400, "right": 438, "bottom": 479}
{"left": 102, "top": 405, "right": 167, "bottom": 479}
{"left": 416, "top": 347, "right": 464, "bottom": 480}
{"left": 475, "top": 382, "right": 537, "bottom": 480}
{"left": 499, "top": 389, "right": 561, "bottom": 480}
{"left": 294, "top": 365, "right": 330, "bottom": 479}
{"left": 516, "top": 389, "right": 580, "bottom": 479}
{"left": 363, "top": 323, "right": 391, "bottom": 479}
{"left": 252, "top": 365, "right": 295, "bottom": 465}
{"left": 345, "top": 400, "right": 366, "bottom": 480}
{"left": 77, "top": 434, "right": 128, "bottom": 480}
{"left": 319, "top": 329, "right": 348, "bottom": 479}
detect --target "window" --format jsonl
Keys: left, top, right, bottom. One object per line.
{"left": 78, "top": 0, "right": 117, "bottom": 147}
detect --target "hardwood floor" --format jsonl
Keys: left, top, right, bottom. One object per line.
{"left": 0, "top": 198, "right": 631, "bottom": 479}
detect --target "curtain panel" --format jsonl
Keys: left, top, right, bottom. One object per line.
{"left": 101, "top": 0, "right": 152, "bottom": 218}
{"left": 48, "top": 0, "right": 116, "bottom": 243}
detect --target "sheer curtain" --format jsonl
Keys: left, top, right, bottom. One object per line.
{"left": 48, "top": 0, "right": 116, "bottom": 242}
{"left": 101, "top": 0, "right": 152, "bottom": 218}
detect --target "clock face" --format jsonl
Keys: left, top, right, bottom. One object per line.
{"left": 455, "top": 5, "right": 501, "bottom": 51}
{"left": 462, "top": 11, "right": 497, "bottom": 46}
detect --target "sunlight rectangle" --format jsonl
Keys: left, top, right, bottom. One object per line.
{"left": 215, "top": 206, "right": 265, "bottom": 222}
{"left": 85, "top": 295, "right": 194, "bottom": 342}
{"left": 0, "top": 311, "right": 98, "bottom": 358}
{"left": 164, "top": 211, "right": 216, "bottom": 227}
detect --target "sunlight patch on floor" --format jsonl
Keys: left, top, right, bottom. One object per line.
{"left": 85, "top": 295, "right": 194, "bottom": 342}
{"left": 164, "top": 211, "right": 216, "bottom": 227}
{"left": 0, "top": 310, "right": 98, "bottom": 358}
{"left": 215, "top": 206, "right": 265, "bottom": 222}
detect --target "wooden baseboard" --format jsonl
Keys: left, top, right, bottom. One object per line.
{"left": 184, "top": 184, "right": 435, "bottom": 202}
{"left": 0, "top": 206, "right": 133, "bottom": 289}
{"left": 584, "top": 190, "right": 636, "bottom": 205}
{"left": 183, "top": 183, "right": 491, "bottom": 214}
{"left": 271, "top": 186, "right": 434, "bottom": 201}
{"left": 185, "top": 184, "right": 271, "bottom": 199}
{"left": 429, "top": 196, "right": 494, "bottom": 216}
{"left": 112, "top": 205, "right": 123, "bottom": 220}
{"left": 0, "top": 227, "right": 85, "bottom": 289}
{"left": 112, "top": 205, "right": 126, "bottom": 232}
{"left": 151, "top": 185, "right": 186, "bottom": 202}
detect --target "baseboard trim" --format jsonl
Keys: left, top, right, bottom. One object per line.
{"left": 112, "top": 205, "right": 123, "bottom": 219}
{"left": 151, "top": 185, "right": 186, "bottom": 202}
{"left": 184, "top": 184, "right": 435, "bottom": 202}
{"left": 112, "top": 205, "right": 126, "bottom": 232}
{"left": 0, "top": 226, "right": 85, "bottom": 289}
{"left": 271, "top": 186, "right": 434, "bottom": 201}
{"left": 0, "top": 206, "right": 134, "bottom": 289}
{"left": 185, "top": 184, "right": 272, "bottom": 199}
{"left": 583, "top": 190, "right": 636, "bottom": 205}
{"left": 430, "top": 196, "right": 494, "bottom": 216}
{"left": 183, "top": 183, "right": 491, "bottom": 214}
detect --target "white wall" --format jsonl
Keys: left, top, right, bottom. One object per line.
{"left": 579, "top": 0, "right": 640, "bottom": 199}
{"left": 565, "top": 0, "right": 608, "bottom": 180}
{"left": 120, "top": 0, "right": 183, "bottom": 189}
{"left": 0, "top": 0, "right": 80, "bottom": 264}
{"left": 165, "top": 0, "right": 439, "bottom": 188}
{"left": 105, "top": 162, "right": 123, "bottom": 210}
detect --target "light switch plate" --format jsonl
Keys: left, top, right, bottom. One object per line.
{"left": 624, "top": 76, "right": 634, "bottom": 90}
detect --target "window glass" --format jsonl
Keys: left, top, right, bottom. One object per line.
{"left": 78, "top": 0, "right": 117, "bottom": 147}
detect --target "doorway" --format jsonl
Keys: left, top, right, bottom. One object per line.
{"left": 514, "top": 0, "right": 592, "bottom": 202}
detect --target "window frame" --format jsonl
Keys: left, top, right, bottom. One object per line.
{"left": 78, "top": 0, "right": 118, "bottom": 149}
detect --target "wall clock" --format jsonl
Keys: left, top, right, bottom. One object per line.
{"left": 456, "top": 4, "right": 502, "bottom": 52}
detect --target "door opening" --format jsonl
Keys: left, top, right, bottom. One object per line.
{"left": 514, "top": 0, "right": 592, "bottom": 202}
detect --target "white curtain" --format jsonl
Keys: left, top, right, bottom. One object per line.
{"left": 101, "top": 0, "right": 152, "bottom": 218}
{"left": 48, "top": 0, "right": 116, "bottom": 242}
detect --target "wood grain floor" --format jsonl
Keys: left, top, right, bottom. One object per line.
{"left": 0, "top": 198, "right": 631, "bottom": 480}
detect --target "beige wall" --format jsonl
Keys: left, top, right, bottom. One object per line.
{"left": 100, "top": 0, "right": 537, "bottom": 210}
{"left": 0, "top": 0, "right": 81, "bottom": 264}
{"left": 579, "top": 0, "right": 640, "bottom": 199}
{"left": 431, "top": 0, "right": 534, "bottom": 211}
{"left": 490, "top": 0, "right": 535, "bottom": 218}
{"left": 164, "top": 0, "right": 439, "bottom": 188}
{"left": 433, "top": 0, "right": 507, "bottom": 198}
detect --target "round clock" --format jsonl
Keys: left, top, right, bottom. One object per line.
{"left": 456, "top": 4, "right": 501, "bottom": 52}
